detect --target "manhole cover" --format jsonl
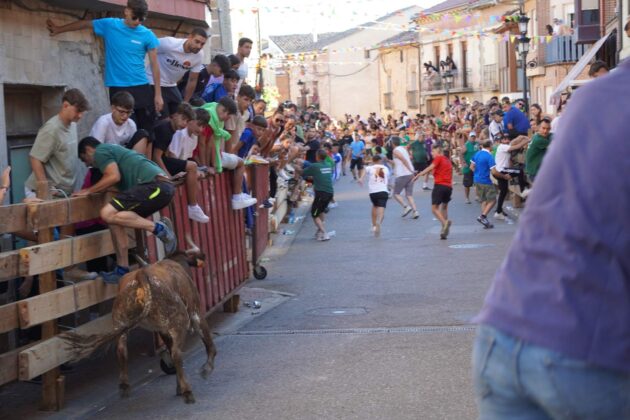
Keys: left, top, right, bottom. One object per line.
{"left": 306, "top": 307, "right": 368, "bottom": 316}
{"left": 449, "top": 243, "right": 496, "bottom": 249}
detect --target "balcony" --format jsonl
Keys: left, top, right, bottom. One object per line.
{"left": 482, "top": 64, "right": 499, "bottom": 91}
{"left": 406, "top": 91, "right": 419, "bottom": 109}
{"left": 421, "top": 70, "right": 474, "bottom": 95}
{"left": 383, "top": 93, "right": 393, "bottom": 110}
{"left": 545, "top": 36, "right": 589, "bottom": 65}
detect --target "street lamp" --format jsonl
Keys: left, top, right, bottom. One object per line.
{"left": 516, "top": 10, "right": 531, "bottom": 110}
{"left": 443, "top": 70, "right": 454, "bottom": 106}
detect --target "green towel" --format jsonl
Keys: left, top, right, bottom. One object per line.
{"left": 201, "top": 102, "right": 231, "bottom": 173}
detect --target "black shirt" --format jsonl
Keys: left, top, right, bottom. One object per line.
{"left": 153, "top": 119, "right": 176, "bottom": 152}
{"left": 341, "top": 135, "right": 353, "bottom": 146}
{"left": 177, "top": 67, "right": 210, "bottom": 97}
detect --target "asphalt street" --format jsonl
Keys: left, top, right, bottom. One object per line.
{"left": 1, "top": 174, "right": 519, "bottom": 420}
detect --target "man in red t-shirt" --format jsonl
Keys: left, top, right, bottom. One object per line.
{"left": 414, "top": 145, "right": 453, "bottom": 239}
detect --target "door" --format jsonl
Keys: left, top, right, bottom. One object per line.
{"left": 461, "top": 41, "right": 468, "bottom": 87}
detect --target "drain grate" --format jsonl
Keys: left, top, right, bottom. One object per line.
{"left": 229, "top": 325, "right": 476, "bottom": 337}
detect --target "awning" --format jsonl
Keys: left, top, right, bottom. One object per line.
{"left": 550, "top": 31, "right": 612, "bottom": 105}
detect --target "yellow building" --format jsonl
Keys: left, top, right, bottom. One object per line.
{"left": 375, "top": 31, "right": 420, "bottom": 118}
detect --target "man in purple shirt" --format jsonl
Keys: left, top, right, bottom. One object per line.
{"left": 473, "top": 59, "right": 630, "bottom": 418}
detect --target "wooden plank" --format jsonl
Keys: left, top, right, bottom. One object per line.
{"left": 0, "top": 204, "right": 27, "bottom": 235}
{"left": 0, "top": 230, "right": 135, "bottom": 283}
{"left": 18, "top": 315, "right": 113, "bottom": 381}
{"left": 0, "top": 194, "right": 108, "bottom": 235}
{"left": 0, "top": 341, "right": 39, "bottom": 386}
{"left": 0, "top": 301, "right": 19, "bottom": 334}
{"left": 17, "top": 280, "right": 118, "bottom": 329}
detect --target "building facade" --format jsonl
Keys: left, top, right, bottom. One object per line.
{"left": 416, "top": 0, "right": 515, "bottom": 115}
{"left": 268, "top": 6, "right": 422, "bottom": 120}
{"left": 0, "top": 0, "right": 228, "bottom": 204}
{"left": 375, "top": 32, "right": 420, "bottom": 118}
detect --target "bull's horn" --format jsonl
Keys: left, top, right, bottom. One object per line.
{"left": 185, "top": 234, "right": 200, "bottom": 253}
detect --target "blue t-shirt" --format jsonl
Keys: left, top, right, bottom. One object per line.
{"left": 471, "top": 149, "right": 495, "bottom": 185}
{"left": 93, "top": 18, "right": 159, "bottom": 87}
{"left": 201, "top": 83, "right": 228, "bottom": 103}
{"left": 503, "top": 106, "right": 531, "bottom": 134}
{"left": 350, "top": 141, "right": 365, "bottom": 159}
{"left": 238, "top": 128, "right": 256, "bottom": 159}
{"left": 475, "top": 58, "right": 630, "bottom": 373}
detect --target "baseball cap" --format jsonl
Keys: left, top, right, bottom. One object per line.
{"left": 469, "top": 132, "right": 477, "bottom": 138}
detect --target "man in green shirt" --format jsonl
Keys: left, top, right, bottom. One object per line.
{"left": 461, "top": 131, "right": 478, "bottom": 204}
{"left": 76, "top": 138, "right": 177, "bottom": 283}
{"left": 300, "top": 149, "right": 334, "bottom": 241}
{"left": 410, "top": 135, "right": 428, "bottom": 173}
{"left": 526, "top": 118, "right": 552, "bottom": 181}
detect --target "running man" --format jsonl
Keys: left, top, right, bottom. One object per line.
{"left": 415, "top": 145, "right": 453, "bottom": 239}
{"left": 470, "top": 140, "right": 511, "bottom": 229}
{"left": 350, "top": 135, "right": 366, "bottom": 180}
{"left": 299, "top": 150, "right": 334, "bottom": 241}
{"left": 392, "top": 137, "right": 419, "bottom": 219}
{"left": 358, "top": 154, "right": 390, "bottom": 237}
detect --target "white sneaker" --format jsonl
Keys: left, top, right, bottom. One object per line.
{"left": 232, "top": 194, "right": 257, "bottom": 210}
{"left": 328, "top": 202, "right": 338, "bottom": 209}
{"left": 493, "top": 212, "right": 506, "bottom": 220}
{"left": 374, "top": 224, "right": 381, "bottom": 237}
{"left": 317, "top": 232, "right": 331, "bottom": 241}
{"left": 401, "top": 206, "right": 412, "bottom": 217}
{"left": 188, "top": 204, "right": 209, "bottom": 223}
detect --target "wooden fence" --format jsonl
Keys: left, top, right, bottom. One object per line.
{"left": 0, "top": 167, "right": 269, "bottom": 410}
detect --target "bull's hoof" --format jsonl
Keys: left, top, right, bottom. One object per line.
{"left": 200, "top": 363, "right": 214, "bottom": 379}
{"left": 183, "top": 391, "right": 196, "bottom": 404}
{"left": 119, "top": 383, "right": 130, "bottom": 398}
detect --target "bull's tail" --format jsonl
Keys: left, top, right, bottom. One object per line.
{"left": 61, "top": 272, "right": 153, "bottom": 361}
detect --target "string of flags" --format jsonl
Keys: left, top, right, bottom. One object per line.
{"left": 279, "top": 33, "right": 560, "bottom": 61}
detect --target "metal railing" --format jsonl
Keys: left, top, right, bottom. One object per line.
{"left": 421, "top": 69, "right": 473, "bottom": 92}
{"left": 483, "top": 64, "right": 499, "bottom": 90}
{"left": 544, "top": 36, "right": 588, "bottom": 64}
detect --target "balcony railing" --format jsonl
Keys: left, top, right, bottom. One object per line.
{"left": 545, "top": 36, "right": 588, "bottom": 65}
{"left": 482, "top": 64, "right": 499, "bottom": 90}
{"left": 421, "top": 69, "right": 473, "bottom": 93}
{"left": 406, "top": 91, "right": 419, "bottom": 109}
{"left": 384, "top": 92, "right": 393, "bottom": 110}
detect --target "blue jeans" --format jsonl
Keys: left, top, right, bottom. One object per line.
{"left": 472, "top": 325, "right": 630, "bottom": 420}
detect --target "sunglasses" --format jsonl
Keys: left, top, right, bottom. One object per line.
{"left": 131, "top": 13, "right": 146, "bottom": 22}
{"left": 275, "top": 119, "right": 285, "bottom": 124}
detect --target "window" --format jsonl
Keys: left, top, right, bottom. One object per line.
{"left": 580, "top": 0, "right": 599, "bottom": 25}
{"left": 400, "top": 50, "right": 404, "bottom": 63}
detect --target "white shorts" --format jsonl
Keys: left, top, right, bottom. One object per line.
{"left": 221, "top": 152, "right": 241, "bottom": 170}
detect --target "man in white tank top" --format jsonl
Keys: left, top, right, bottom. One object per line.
{"left": 392, "top": 137, "right": 419, "bottom": 219}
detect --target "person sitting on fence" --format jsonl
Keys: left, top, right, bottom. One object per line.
{"left": 152, "top": 102, "right": 210, "bottom": 223}
{"left": 236, "top": 115, "right": 268, "bottom": 159}
{"left": 201, "top": 69, "right": 239, "bottom": 103}
{"left": 89, "top": 91, "right": 151, "bottom": 157}
{"left": 225, "top": 85, "right": 256, "bottom": 151}
{"left": 177, "top": 53, "right": 231, "bottom": 102}
{"left": 76, "top": 137, "right": 177, "bottom": 284}
{"left": 199, "top": 97, "right": 257, "bottom": 210}
{"left": 168, "top": 108, "right": 210, "bottom": 162}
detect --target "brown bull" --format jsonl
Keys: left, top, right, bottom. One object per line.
{"left": 62, "top": 236, "right": 216, "bottom": 404}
